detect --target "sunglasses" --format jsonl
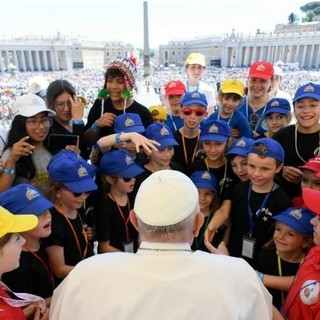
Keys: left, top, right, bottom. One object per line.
{"left": 181, "top": 108, "right": 206, "bottom": 117}
{"left": 117, "top": 176, "right": 134, "bottom": 183}
{"left": 62, "top": 187, "right": 91, "bottom": 197}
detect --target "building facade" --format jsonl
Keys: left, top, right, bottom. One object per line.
{"left": 0, "top": 33, "right": 135, "bottom": 72}
{"left": 158, "top": 22, "right": 320, "bottom": 69}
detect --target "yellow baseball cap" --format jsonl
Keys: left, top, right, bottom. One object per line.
{"left": 0, "top": 206, "right": 38, "bottom": 238}
{"left": 185, "top": 53, "right": 205, "bottom": 67}
{"left": 220, "top": 79, "right": 245, "bottom": 97}
{"left": 149, "top": 105, "right": 167, "bottom": 122}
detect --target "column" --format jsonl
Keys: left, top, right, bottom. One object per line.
{"left": 20, "top": 51, "right": 26, "bottom": 71}
{"left": 43, "top": 50, "right": 48, "bottom": 70}
{"left": 0, "top": 51, "right": 4, "bottom": 72}
{"left": 274, "top": 45, "right": 280, "bottom": 62}
{"left": 301, "top": 44, "right": 307, "bottom": 68}
{"left": 35, "top": 51, "right": 41, "bottom": 70}
{"left": 12, "top": 50, "right": 18, "bottom": 68}
{"left": 27, "top": 50, "right": 34, "bottom": 71}
{"left": 309, "top": 44, "right": 315, "bottom": 68}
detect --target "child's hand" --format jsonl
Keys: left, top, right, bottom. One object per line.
{"left": 282, "top": 166, "right": 303, "bottom": 183}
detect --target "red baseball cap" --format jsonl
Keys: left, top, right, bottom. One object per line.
{"left": 248, "top": 61, "right": 274, "bottom": 80}
{"left": 303, "top": 187, "right": 320, "bottom": 215}
{"left": 165, "top": 80, "right": 186, "bottom": 96}
{"left": 299, "top": 155, "right": 320, "bottom": 173}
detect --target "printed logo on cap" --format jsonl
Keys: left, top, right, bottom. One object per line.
{"left": 304, "top": 84, "right": 315, "bottom": 93}
{"left": 78, "top": 166, "right": 88, "bottom": 178}
{"left": 191, "top": 92, "right": 201, "bottom": 99}
{"left": 160, "top": 126, "right": 170, "bottom": 136}
{"left": 124, "top": 117, "right": 135, "bottom": 127}
{"left": 270, "top": 101, "right": 280, "bottom": 107}
{"left": 201, "top": 171, "right": 211, "bottom": 180}
{"left": 125, "top": 154, "right": 134, "bottom": 166}
{"left": 289, "top": 208, "right": 302, "bottom": 220}
{"left": 255, "top": 63, "right": 266, "bottom": 72}
{"left": 26, "top": 187, "right": 40, "bottom": 201}
{"left": 236, "top": 138, "right": 247, "bottom": 147}
{"left": 208, "top": 124, "right": 219, "bottom": 134}
{"left": 168, "top": 81, "right": 178, "bottom": 88}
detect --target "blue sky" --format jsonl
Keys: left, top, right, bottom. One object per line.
{"left": 0, "top": 0, "right": 307, "bottom": 48}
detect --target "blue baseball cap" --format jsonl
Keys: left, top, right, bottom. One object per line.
{"left": 98, "top": 150, "right": 144, "bottom": 178}
{"left": 181, "top": 91, "right": 208, "bottom": 108}
{"left": 145, "top": 123, "right": 178, "bottom": 149}
{"left": 200, "top": 119, "right": 231, "bottom": 142}
{"left": 226, "top": 137, "right": 254, "bottom": 157}
{"left": 249, "top": 138, "right": 284, "bottom": 162}
{"left": 293, "top": 82, "right": 320, "bottom": 103}
{"left": 0, "top": 184, "right": 53, "bottom": 216}
{"left": 114, "top": 113, "right": 145, "bottom": 133}
{"left": 265, "top": 98, "right": 291, "bottom": 116}
{"left": 48, "top": 150, "right": 97, "bottom": 193}
{"left": 272, "top": 207, "right": 314, "bottom": 234}
{"left": 190, "top": 170, "right": 217, "bottom": 193}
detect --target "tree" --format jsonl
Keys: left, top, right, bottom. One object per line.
{"left": 300, "top": 1, "right": 320, "bottom": 22}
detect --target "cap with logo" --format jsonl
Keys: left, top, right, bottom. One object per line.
{"left": 148, "top": 105, "right": 167, "bottom": 122}
{"left": 299, "top": 155, "right": 320, "bottom": 173}
{"left": 190, "top": 170, "right": 217, "bottom": 193}
{"left": 265, "top": 98, "right": 291, "bottom": 116}
{"left": 181, "top": 91, "right": 208, "bottom": 108}
{"left": 98, "top": 150, "right": 144, "bottom": 178}
{"left": 48, "top": 150, "right": 97, "bottom": 193}
{"left": 226, "top": 137, "right": 254, "bottom": 157}
{"left": 165, "top": 80, "right": 186, "bottom": 96}
{"left": 145, "top": 123, "right": 178, "bottom": 149}
{"left": 114, "top": 113, "right": 145, "bottom": 133}
{"left": 0, "top": 184, "right": 53, "bottom": 216}
{"left": 249, "top": 137, "right": 284, "bottom": 162}
{"left": 293, "top": 82, "right": 320, "bottom": 103}
{"left": 200, "top": 119, "right": 231, "bottom": 142}
{"left": 248, "top": 61, "right": 274, "bottom": 80}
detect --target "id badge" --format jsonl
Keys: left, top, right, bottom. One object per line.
{"left": 241, "top": 236, "right": 256, "bottom": 259}
{"left": 123, "top": 241, "right": 134, "bottom": 253}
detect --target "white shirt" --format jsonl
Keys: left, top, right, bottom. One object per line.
{"left": 50, "top": 241, "right": 273, "bottom": 320}
{"left": 186, "top": 81, "right": 217, "bottom": 108}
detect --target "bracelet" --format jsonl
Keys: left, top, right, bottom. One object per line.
{"left": 72, "top": 120, "right": 84, "bottom": 126}
{"left": 258, "top": 272, "right": 264, "bottom": 282}
{"left": 91, "top": 120, "right": 101, "bottom": 135}
{"left": 115, "top": 132, "right": 124, "bottom": 144}
{"left": 4, "top": 168, "right": 15, "bottom": 175}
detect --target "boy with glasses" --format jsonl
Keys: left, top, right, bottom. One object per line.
{"left": 173, "top": 91, "right": 207, "bottom": 173}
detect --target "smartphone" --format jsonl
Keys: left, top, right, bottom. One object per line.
{"left": 47, "top": 134, "right": 78, "bottom": 153}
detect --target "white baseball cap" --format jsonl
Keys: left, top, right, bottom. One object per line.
{"left": 13, "top": 94, "right": 56, "bottom": 118}
{"left": 134, "top": 170, "right": 199, "bottom": 226}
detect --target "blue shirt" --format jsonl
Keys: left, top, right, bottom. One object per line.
{"left": 166, "top": 114, "right": 184, "bottom": 133}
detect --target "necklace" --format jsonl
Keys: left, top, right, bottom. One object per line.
{"left": 294, "top": 124, "right": 320, "bottom": 163}
{"left": 218, "top": 110, "right": 234, "bottom": 125}
{"left": 139, "top": 247, "right": 192, "bottom": 252}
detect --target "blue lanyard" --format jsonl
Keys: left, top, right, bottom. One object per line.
{"left": 247, "top": 183, "right": 273, "bottom": 236}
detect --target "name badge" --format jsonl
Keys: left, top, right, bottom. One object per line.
{"left": 242, "top": 236, "right": 256, "bottom": 259}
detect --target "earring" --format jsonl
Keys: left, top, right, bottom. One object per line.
{"left": 98, "top": 88, "right": 109, "bottom": 99}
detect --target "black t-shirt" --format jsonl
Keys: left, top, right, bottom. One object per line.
{"left": 173, "top": 130, "right": 202, "bottom": 174}
{"left": 2, "top": 246, "right": 55, "bottom": 299}
{"left": 273, "top": 125, "right": 320, "bottom": 199}
{"left": 42, "top": 207, "right": 94, "bottom": 284}
{"left": 95, "top": 193, "right": 138, "bottom": 252}
{"left": 228, "top": 180, "right": 292, "bottom": 268}
{"left": 256, "top": 248, "right": 301, "bottom": 310}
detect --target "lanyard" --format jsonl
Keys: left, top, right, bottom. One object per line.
{"left": 186, "top": 81, "right": 199, "bottom": 92}
{"left": 108, "top": 193, "right": 131, "bottom": 241}
{"left": 22, "top": 245, "right": 55, "bottom": 288}
{"left": 0, "top": 281, "right": 46, "bottom": 313}
{"left": 181, "top": 130, "right": 200, "bottom": 167}
{"left": 218, "top": 111, "right": 234, "bottom": 125}
{"left": 247, "top": 183, "right": 273, "bottom": 236}
{"left": 55, "top": 205, "right": 89, "bottom": 260}
{"left": 277, "top": 253, "right": 305, "bottom": 306}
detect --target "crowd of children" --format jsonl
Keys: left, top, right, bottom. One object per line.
{"left": 1, "top": 54, "right": 320, "bottom": 318}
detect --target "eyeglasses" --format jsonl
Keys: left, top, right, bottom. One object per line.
{"left": 117, "top": 176, "right": 134, "bottom": 183}
{"left": 25, "top": 117, "right": 53, "bottom": 129}
{"left": 181, "top": 108, "right": 206, "bottom": 117}
{"left": 55, "top": 101, "right": 72, "bottom": 109}
{"left": 62, "top": 186, "right": 91, "bottom": 197}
